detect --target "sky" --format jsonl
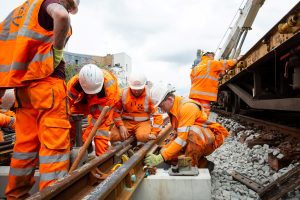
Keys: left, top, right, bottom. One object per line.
{"left": 0, "top": 0, "right": 299, "bottom": 96}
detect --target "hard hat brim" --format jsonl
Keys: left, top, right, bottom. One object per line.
{"left": 129, "top": 84, "right": 145, "bottom": 90}
{"left": 83, "top": 80, "right": 104, "bottom": 94}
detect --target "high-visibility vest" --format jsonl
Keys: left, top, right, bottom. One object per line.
{"left": 189, "top": 56, "right": 236, "bottom": 102}
{"left": 121, "top": 87, "right": 152, "bottom": 121}
{"left": 0, "top": 0, "right": 71, "bottom": 88}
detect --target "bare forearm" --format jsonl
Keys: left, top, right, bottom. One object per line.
{"left": 47, "top": 3, "right": 70, "bottom": 49}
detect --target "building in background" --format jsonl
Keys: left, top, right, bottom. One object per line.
{"left": 64, "top": 51, "right": 132, "bottom": 88}
{"left": 192, "top": 49, "right": 203, "bottom": 68}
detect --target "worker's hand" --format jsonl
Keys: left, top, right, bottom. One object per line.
{"left": 144, "top": 153, "right": 164, "bottom": 167}
{"left": 147, "top": 133, "right": 157, "bottom": 140}
{"left": 119, "top": 125, "right": 129, "bottom": 141}
{"left": 9, "top": 117, "right": 15, "bottom": 129}
{"left": 53, "top": 46, "right": 64, "bottom": 68}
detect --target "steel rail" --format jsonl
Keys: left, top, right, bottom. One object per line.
{"left": 82, "top": 124, "right": 172, "bottom": 200}
{"left": 27, "top": 137, "right": 135, "bottom": 200}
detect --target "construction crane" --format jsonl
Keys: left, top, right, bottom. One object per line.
{"left": 215, "top": 0, "right": 265, "bottom": 60}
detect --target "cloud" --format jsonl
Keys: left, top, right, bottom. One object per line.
{"left": 1, "top": 0, "right": 299, "bottom": 96}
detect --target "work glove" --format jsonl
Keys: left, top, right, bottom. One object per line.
{"left": 53, "top": 46, "right": 64, "bottom": 68}
{"left": 144, "top": 153, "right": 164, "bottom": 167}
{"left": 119, "top": 125, "right": 129, "bottom": 141}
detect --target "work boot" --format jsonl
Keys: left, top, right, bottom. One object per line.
{"left": 198, "top": 157, "right": 215, "bottom": 173}
{"left": 197, "top": 157, "right": 208, "bottom": 168}
{"left": 207, "top": 160, "right": 215, "bottom": 173}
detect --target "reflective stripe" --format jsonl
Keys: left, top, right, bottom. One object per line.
{"left": 177, "top": 126, "right": 190, "bottom": 133}
{"left": 174, "top": 137, "right": 186, "bottom": 147}
{"left": 113, "top": 117, "right": 122, "bottom": 121}
{"left": 95, "top": 130, "right": 110, "bottom": 137}
{"left": 122, "top": 116, "right": 149, "bottom": 122}
{"left": 18, "top": 28, "right": 52, "bottom": 43}
{"left": 39, "top": 153, "right": 70, "bottom": 164}
{"left": 9, "top": 167, "right": 35, "bottom": 176}
{"left": 193, "top": 75, "right": 219, "bottom": 81}
{"left": 0, "top": 52, "right": 52, "bottom": 72}
{"left": 203, "top": 128, "right": 213, "bottom": 144}
{"left": 190, "top": 126, "right": 213, "bottom": 144}
{"left": 12, "top": 152, "right": 38, "bottom": 160}
{"left": 40, "top": 170, "right": 67, "bottom": 181}
{"left": 189, "top": 126, "right": 205, "bottom": 142}
{"left": 190, "top": 90, "right": 217, "bottom": 97}
{"left": 105, "top": 79, "right": 115, "bottom": 88}
{"left": 23, "top": 0, "right": 38, "bottom": 27}
{"left": 0, "top": 11, "right": 14, "bottom": 41}
{"left": 200, "top": 103, "right": 211, "bottom": 107}
{"left": 192, "top": 60, "right": 218, "bottom": 82}
{"left": 152, "top": 124, "right": 162, "bottom": 128}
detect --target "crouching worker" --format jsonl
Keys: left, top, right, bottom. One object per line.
{"left": 144, "top": 82, "right": 229, "bottom": 169}
{"left": 0, "top": 89, "right": 16, "bottom": 142}
{"left": 67, "top": 64, "right": 119, "bottom": 156}
{"left": 110, "top": 72, "right": 163, "bottom": 143}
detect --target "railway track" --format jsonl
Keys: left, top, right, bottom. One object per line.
{"left": 27, "top": 124, "right": 172, "bottom": 200}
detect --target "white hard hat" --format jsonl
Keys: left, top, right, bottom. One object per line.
{"left": 128, "top": 72, "right": 147, "bottom": 90}
{"left": 0, "top": 89, "right": 15, "bottom": 110}
{"left": 150, "top": 82, "right": 175, "bottom": 107}
{"left": 79, "top": 64, "right": 104, "bottom": 94}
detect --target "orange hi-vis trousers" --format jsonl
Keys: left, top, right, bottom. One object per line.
{"left": 110, "top": 120, "right": 152, "bottom": 143}
{"left": 162, "top": 124, "right": 228, "bottom": 167}
{"left": 5, "top": 77, "right": 71, "bottom": 200}
{"left": 82, "top": 110, "right": 114, "bottom": 156}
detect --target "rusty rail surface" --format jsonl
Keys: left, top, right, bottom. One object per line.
{"left": 83, "top": 124, "right": 172, "bottom": 200}
{"left": 27, "top": 124, "right": 172, "bottom": 200}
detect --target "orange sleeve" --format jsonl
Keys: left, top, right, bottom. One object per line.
{"left": 0, "top": 113, "right": 14, "bottom": 128}
{"left": 214, "top": 59, "right": 237, "bottom": 74}
{"left": 150, "top": 107, "right": 163, "bottom": 135}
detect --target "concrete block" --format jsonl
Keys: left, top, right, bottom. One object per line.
{"left": 133, "top": 168, "right": 211, "bottom": 200}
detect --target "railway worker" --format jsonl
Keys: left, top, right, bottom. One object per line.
{"left": 67, "top": 64, "right": 119, "bottom": 156}
{"left": 0, "top": 0, "right": 80, "bottom": 198}
{"left": 189, "top": 51, "right": 237, "bottom": 116}
{"left": 145, "top": 82, "right": 230, "bottom": 168}
{"left": 0, "top": 89, "right": 16, "bottom": 142}
{"left": 110, "top": 72, "right": 163, "bottom": 143}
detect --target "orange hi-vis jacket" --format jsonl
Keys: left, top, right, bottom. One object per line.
{"left": 189, "top": 56, "right": 236, "bottom": 102}
{"left": 0, "top": 0, "right": 71, "bottom": 88}
{"left": 113, "top": 87, "right": 163, "bottom": 134}
{"left": 68, "top": 69, "right": 119, "bottom": 115}
{"left": 161, "top": 96, "right": 229, "bottom": 161}
{"left": 68, "top": 69, "right": 119, "bottom": 136}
